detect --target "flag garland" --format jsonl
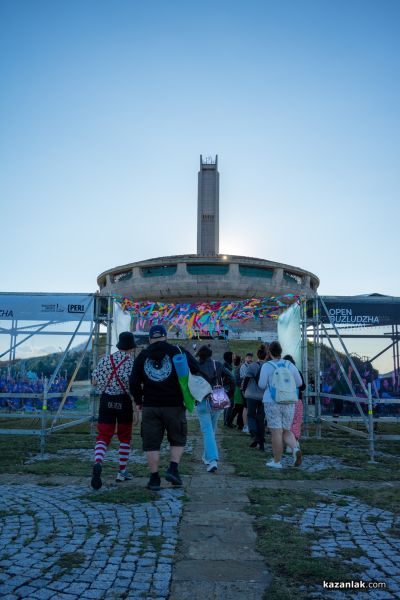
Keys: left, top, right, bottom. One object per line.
{"left": 117, "top": 294, "right": 299, "bottom": 337}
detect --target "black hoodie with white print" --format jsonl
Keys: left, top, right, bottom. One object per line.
{"left": 129, "top": 341, "right": 200, "bottom": 407}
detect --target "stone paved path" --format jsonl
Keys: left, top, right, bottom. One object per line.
{"left": 0, "top": 484, "right": 183, "bottom": 600}
{"left": 169, "top": 441, "right": 270, "bottom": 599}
{"left": 1, "top": 429, "right": 400, "bottom": 599}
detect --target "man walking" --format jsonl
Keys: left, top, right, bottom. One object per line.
{"left": 258, "top": 341, "right": 303, "bottom": 469}
{"left": 91, "top": 331, "right": 139, "bottom": 490}
{"left": 129, "top": 324, "right": 199, "bottom": 491}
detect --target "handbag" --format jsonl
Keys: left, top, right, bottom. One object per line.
{"left": 209, "top": 361, "right": 231, "bottom": 411}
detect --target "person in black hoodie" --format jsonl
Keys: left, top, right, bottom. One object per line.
{"left": 129, "top": 324, "right": 200, "bottom": 491}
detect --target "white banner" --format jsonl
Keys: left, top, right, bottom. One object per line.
{"left": 0, "top": 294, "right": 94, "bottom": 322}
{"left": 111, "top": 302, "right": 132, "bottom": 352}
{"left": 277, "top": 302, "right": 301, "bottom": 368}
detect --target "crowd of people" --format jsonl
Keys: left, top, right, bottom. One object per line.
{"left": 0, "top": 373, "right": 71, "bottom": 411}
{"left": 90, "top": 329, "right": 305, "bottom": 490}
{"left": 321, "top": 360, "right": 400, "bottom": 417}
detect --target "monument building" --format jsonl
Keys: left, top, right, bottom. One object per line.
{"left": 97, "top": 156, "right": 319, "bottom": 338}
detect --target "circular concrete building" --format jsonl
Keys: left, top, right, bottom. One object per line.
{"left": 97, "top": 253, "right": 318, "bottom": 302}
{"left": 97, "top": 156, "right": 319, "bottom": 338}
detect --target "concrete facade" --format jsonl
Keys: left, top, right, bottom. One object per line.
{"left": 97, "top": 254, "right": 318, "bottom": 302}
{"left": 197, "top": 155, "right": 219, "bottom": 255}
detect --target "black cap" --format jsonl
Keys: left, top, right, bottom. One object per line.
{"left": 197, "top": 345, "right": 212, "bottom": 360}
{"left": 116, "top": 332, "right": 136, "bottom": 351}
{"left": 149, "top": 324, "right": 167, "bottom": 339}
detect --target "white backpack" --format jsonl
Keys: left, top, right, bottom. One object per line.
{"left": 269, "top": 360, "right": 298, "bottom": 404}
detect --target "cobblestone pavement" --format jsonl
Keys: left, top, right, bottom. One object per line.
{"left": 272, "top": 492, "right": 400, "bottom": 599}
{"left": 1, "top": 434, "right": 399, "bottom": 600}
{"left": 0, "top": 484, "right": 183, "bottom": 600}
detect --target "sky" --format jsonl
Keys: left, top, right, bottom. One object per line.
{"left": 1, "top": 0, "right": 399, "bottom": 299}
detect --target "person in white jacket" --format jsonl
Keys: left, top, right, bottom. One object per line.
{"left": 258, "top": 341, "right": 302, "bottom": 469}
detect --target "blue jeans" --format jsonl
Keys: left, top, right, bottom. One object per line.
{"left": 196, "top": 399, "right": 221, "bottom": 462}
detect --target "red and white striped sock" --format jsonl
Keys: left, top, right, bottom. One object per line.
{"left": 94, "top": 440, "right": 107, "bottom": 464}
{"left": 118, "top": 442, "right": 130, "bottom": 471}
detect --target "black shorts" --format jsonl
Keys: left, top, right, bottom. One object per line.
{"left": 141, "top": 406, "right": 187, "bottom": 451}
{"left": 98, "top": 393, "right": 133, "bottom": 425}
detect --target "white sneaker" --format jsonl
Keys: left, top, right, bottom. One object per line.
{"left": 116, "top": 470, "right": 133, "bottom": 482}
{"left": 202, "top": 455, "right": 210, "bottom": 465}
{"left": 207, "top": 460, "right": 218, "bottom": 473}
{"left": 242, "top": 426, "right": 249, "bottom": 433}
{"left": 265, "top": 460, "right": 282, "bottom": 469}
{"left": 293, "top": 447, "right": 302, "bottom": 467}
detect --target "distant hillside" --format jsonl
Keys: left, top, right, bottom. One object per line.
{"left": 1, "top": 347, "right": 94, "bottom": 381}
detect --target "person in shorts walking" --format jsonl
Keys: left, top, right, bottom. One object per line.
{"left": 91, "top": 331, "right": 139, "bottom": 490}
{"left": 129, "top": 324, "right": 200, "bottom": 491}
{"left": 258, "top": 341, "right": 302, "bottom": 469}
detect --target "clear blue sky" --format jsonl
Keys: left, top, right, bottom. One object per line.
{"left": 1, "top": 0, "right": 399, "bottom": 297}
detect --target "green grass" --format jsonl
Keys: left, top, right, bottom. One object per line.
{"left": 0, "top": 510, "right": 19, "bottom": 518}
{"left": 227, "top": 340, "right": 266, "bottom": 358}
{"left": 36, "top": 481, "right": 60, "bottom": 487}
{"left": 366, "top": 515, "right": 380, "bottom": 523}
{"left": 247, "top": 488, "right": 361, "bottom": 600}
{"left": 55, "top": 551, "right": 85, "bottom": 571}
{"left": 82, "top": 487, "right": 157, "bottom": 504}
{"left": 0, "top": 424, "right": 94, "bottom": 474}
{"left": 139, "top": 534, "right": 165, "bottom": 554}
{"left": 387, "top": 526, "right": 400, "bottom": 538}
{"left": 21, "top": 458, "right": 91, "bottom": 476}
{"left": 337, "top": 486, "right": 400, "bottom": 514}
{"left": 0, "top": 416, "right": 199, "bottom": 476}
{"left": 222, "top": 426, "right": 400, "bottom": 481}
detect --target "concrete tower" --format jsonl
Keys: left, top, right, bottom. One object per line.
{"left": 197, "top": 155, "right": 219, "bottom": 255}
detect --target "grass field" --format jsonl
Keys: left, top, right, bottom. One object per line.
{"left": 223, "top": 423, "right": 400, "bottom": 481}
{"left": 0, "top": 418, "right": 200, "bottom": 478}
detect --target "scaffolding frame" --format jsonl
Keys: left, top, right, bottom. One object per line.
{"left": 301, "top": 295, "right": 400, "bottom": 460}
{"left": 0, "top": 293, "right": 112, "bottom": 453}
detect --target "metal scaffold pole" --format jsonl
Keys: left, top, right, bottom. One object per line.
{"left": 90, "top": 295, "right": 101, "bottom": 435}
{"left": 106, "top": 294, "right": 113, "bottom": 356}
{"left": 367, "top": 383, "right": 376, "bottom": 463}
{"left": 301, "top": 299, "right": 309, "bottom": 438}
{"left": 313, "top": 297, "right": 321, "bottom": 438}
{"left": 40, "top": 378, "right": 48, "bottom": 456}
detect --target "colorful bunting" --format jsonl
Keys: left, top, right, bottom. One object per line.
{"left": 116, "top": 295, "right": 299, "bottom": 338}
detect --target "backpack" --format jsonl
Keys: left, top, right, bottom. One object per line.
{"left": 209, "top": 361, "right": 231, "bottom": 411}
{"left": 269, "top": 360, "right": 298, "bottom": 404}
